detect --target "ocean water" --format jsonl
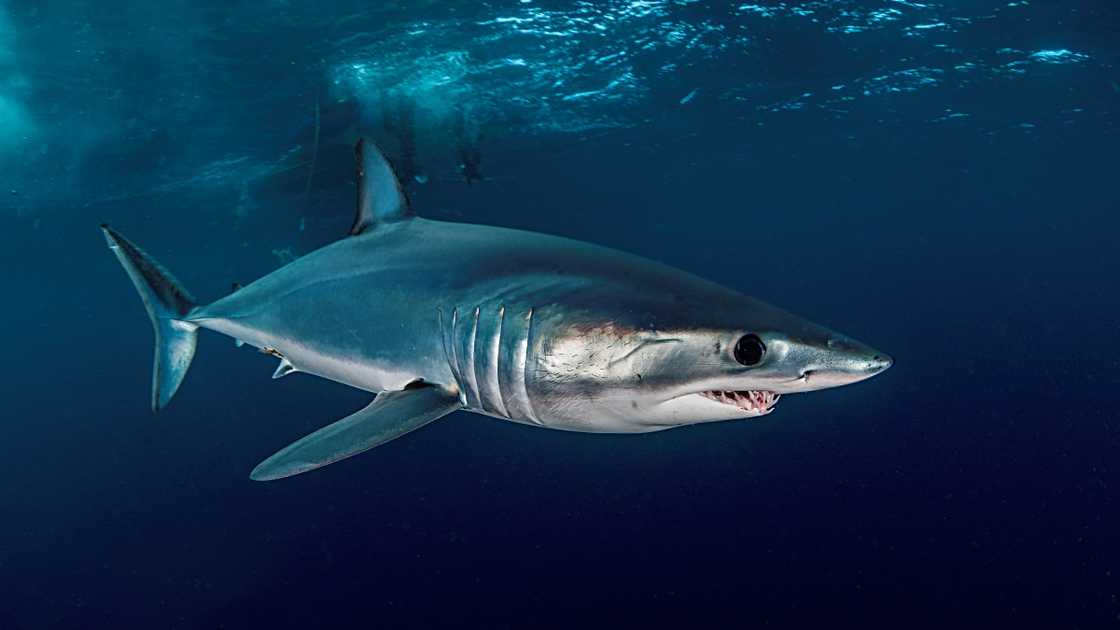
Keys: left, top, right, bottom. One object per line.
{"left": 2, "top": 1, "right": 1118, "bottom": 627}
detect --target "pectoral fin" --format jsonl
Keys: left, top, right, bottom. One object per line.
{"left": 249, "top": 384, "right": 461, "bottom": 481}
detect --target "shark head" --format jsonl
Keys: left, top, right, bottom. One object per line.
{"left": 526, "top": 282, "right": 892, "bottom": 431}
{"left": 625, "top": 321, "right": 893, "bottom": 427}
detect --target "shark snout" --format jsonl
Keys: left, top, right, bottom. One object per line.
{"left": 868, "top": 352, "right": 893, "bottom": 374}
{"left": 826, "top": 335, "right": 892, "bottom": 377}
{"left": 781, "top": 336, "right": 892, "bottom": 392}
{"left": 838, "top": 346, "right": 893, "bottom": 377}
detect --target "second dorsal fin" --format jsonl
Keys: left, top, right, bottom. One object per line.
{"left": 350, "top": 138, "right": 412, "bottom": 235}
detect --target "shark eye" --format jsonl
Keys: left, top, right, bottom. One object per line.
{"left": 733, "top": 334, "right": 766, "bottom": 366}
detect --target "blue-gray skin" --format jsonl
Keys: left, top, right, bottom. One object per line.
{"left": 103, "top": 139, "right": 891, "bottom": 481}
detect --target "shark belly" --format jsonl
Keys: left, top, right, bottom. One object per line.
{"left": 196, "top": 304, "right": 450, "bottom": 395}
{"left": 192, "top": 246, "right": 458, "bottom": 394}
{"left": 187, "top": 217, "right": 741, "bottom": 431}
{"left": 185, "top": 218, "right": 669, "bottom": 433}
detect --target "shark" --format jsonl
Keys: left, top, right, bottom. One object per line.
{"left": 103, "top": 139, "right": 892, "bottom": 481}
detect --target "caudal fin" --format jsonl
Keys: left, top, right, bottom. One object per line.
{"left": 102, "top": 225, "right": 199, "bottom": 412}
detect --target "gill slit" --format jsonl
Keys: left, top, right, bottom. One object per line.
{"left": 489, "top": 305, "right": 510, "bottom": 418}
{"left": 465, "top": 306, "right": 482, "bottom": 408}
{"left": 448, "top": 308, "right": 465, "bottom": 402}
{"left": 520, "top": 307, "right": 539, "bottom": 424}
{"left": 438, "top": 307, "right": 464, "bottom": 401}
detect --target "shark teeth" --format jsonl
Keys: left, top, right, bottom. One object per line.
{"left": 699, "top": 390, "right": 780, "bottom": 413}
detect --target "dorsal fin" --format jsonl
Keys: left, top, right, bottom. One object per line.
{"left": 350, "top": 138, "right": 411, "bottom": 235}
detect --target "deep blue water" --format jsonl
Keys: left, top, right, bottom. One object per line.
{"left": 2, "top": 1, "right": 1118, "bottom": 627}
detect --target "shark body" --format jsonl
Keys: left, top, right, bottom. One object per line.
{"left": 104, "top": 139, "right": 891, "bottom": 481}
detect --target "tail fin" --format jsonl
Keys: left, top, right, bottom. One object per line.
{"left": 101, "top": 225, "right": 199, "bottom": 412}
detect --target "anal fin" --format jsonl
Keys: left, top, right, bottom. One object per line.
{"left": 272, "top": 357, "right": 297, "bottom": 379}
{"left": 249, "top": 384, "right": 461, "bottom": 481}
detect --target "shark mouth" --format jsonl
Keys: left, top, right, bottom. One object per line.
{"left": 699, "top": 390, "right": 780, "bottom": 413}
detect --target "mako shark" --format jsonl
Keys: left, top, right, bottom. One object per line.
{"left": 103, "top": 139, "right": 892, "bottom": 481}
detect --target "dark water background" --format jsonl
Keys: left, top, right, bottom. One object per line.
{"left": 2, "top": 1, "right": 1118, "bottom": 627}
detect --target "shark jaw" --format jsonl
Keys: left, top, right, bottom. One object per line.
{"left": 649, "top": 389, "right": 782, "bottom": 425}
{"left": 698, "top": 389, "right": 781, "bottom": 414}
